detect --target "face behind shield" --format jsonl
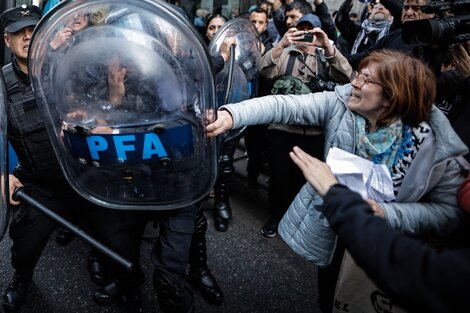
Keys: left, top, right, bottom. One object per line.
{"left": 28, "top": 0, "right": 218, "bottom": 210}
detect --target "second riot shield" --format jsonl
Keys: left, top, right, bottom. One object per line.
{"left": 209, "top": 18, "right": 261, "bottom": 107}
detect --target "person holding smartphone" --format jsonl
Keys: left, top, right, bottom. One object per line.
{"left": 256, "top": 12, "right": 352, "bottom": 239}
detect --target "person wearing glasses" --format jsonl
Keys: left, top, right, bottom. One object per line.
{"left": 205, "top": 49, "right": 468, "bottom": 313}
{"left": 289, "top": 149, "right": 470, "bottom": 313}
{"left": 334, "top": 0, "right": 402, "bottom": 54}
{"left": 344, "top": 0, "right": 436, "bottom": 70}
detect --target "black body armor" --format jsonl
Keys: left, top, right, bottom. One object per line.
{"left": 3, "top": 62, "right": 62, "bottom": 182}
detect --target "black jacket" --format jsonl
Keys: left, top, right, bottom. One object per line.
{"left": 344, "top": 28, "right": 448, "bottom": 74}
{"left": 322, "top": 184, "right": 470, "bottom": 313}
{"left": 335, "top": 0, "right": 402, "bottom": 49}
{"left": 345, "top": 29, "right": 412, "bottom": 69}
{"left": 437, "top": 70, "right": 470, "bottom": 161}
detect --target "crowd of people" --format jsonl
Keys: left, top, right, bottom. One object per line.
{"left": 1, "top": 0, "right": 469, "bottom": 312}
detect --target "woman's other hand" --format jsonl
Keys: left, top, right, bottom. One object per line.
{"left": 290, "top": 146, "right": 338, "bottom": 196}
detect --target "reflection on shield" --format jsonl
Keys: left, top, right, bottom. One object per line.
{"left": 28, "top": 0, "right": 218, "bottom": 210}
{"left": 0, "top": 70, "right": 8, "bottom": 241}
{"left": 54, "top": 35, "right": 184, "bottom": 127}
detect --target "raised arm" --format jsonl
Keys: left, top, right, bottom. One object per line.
{"left": 313, "top": 0, "right": 337, "bottom": 44}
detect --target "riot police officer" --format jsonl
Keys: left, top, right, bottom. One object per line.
{"left": 83, "top": 5, "right": 225, "bottom": 308}
{"left": 1, "top": 5, "right": 61, "bottom": 312}
{"left": 0, "top": 5, "right": 147, "bottom": 313}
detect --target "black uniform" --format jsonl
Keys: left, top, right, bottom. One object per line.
{"left": 4, "top": 58, "right": 93, "bottom": 277}
{"left": 4, "top": 55, "right": 149, "bottom": 296}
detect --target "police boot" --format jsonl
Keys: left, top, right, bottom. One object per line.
{"left": 213, "top": 142, "right": 236, "bottom": 232}
{"left": 3, "top": 272, "right": 32, "bottom": 312}
{"left": 93, "top": 280, "right": 121, "bottom": 305}
{"left": 213, "top": 202, "right": 230, "bottom": 232}
{"left": 88, "top": 251, "right": 106, "bottom": 285}
{"left": 188, "top": 209, "right": 224, "bottom": 305}
{"left": 153, "top": 271, "right": 195, "bottom": 313}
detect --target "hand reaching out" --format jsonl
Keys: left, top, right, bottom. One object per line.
{"left": 289, "top": 146, "right": 338, "bottom": 196}
{"left": 205, "top": 110, "right": 234, "bottom": 137}
{"left": 290, "top": 146, "right": 387, "bottom": 217}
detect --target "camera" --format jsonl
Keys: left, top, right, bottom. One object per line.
{"left": 302, "top": 32, "right": 314, "bottom": 42}
{"left": 402, "top": 0, "right": 470, "bottom": 45}
{"left": 307, "top": 76, "right": 337, "bottom": 92}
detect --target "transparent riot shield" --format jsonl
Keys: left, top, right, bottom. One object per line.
{"left": 0, "top": 71, "right": 8, "bottom": 241}
{"left": 28, "top": 0, "right": 218, "bottom": 210}
{"left": 209, "top": 17, "right": 262, "bottom": 88}
{"left": 208, "top": 18, "right": 261, "bottom": 140}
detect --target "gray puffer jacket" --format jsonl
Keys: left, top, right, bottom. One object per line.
{"left": 222, "top": 84, "right": 468, "bottom": 239}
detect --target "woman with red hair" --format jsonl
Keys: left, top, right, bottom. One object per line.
{"left": 206, "top": 49, "right": 468, "bottom": 312}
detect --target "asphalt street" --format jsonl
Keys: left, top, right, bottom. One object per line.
{"left": 0, "top": 147, "right": 322, "bottom": 313}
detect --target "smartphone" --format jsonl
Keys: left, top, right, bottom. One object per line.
{"left": 302, "top": 32, "right": 314, "bottom": 42}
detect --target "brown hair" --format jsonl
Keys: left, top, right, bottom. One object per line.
{"left": 358, "top": 49, "right": 436, "bottom": 127}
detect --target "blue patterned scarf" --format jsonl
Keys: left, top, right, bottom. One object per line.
{"left": 355, "top": 115, "right": 404, "bottom": 171}
{"left": 355, "top": 114, "right": 431, "bottom": 194}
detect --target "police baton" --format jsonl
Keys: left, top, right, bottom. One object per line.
{"left": 223, "top": 44, "right": 246, "bottom": 142}
{"left": 223, "top": 44, "right": 236, "bottom": 106}
{"left": 12, "top": 187, "right": 133, "bottom": 271}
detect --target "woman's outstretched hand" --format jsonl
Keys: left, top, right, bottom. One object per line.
{"left": 290, "top": 146, "right": 338, "bottom": 196}
{"left": 205, "top": 110, "right": 234, "bottom": 137}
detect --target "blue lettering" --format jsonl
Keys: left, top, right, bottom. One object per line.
{"left": 113, "top": 135, "right": 136, "bottom": 161}
{"left": 86, "top": 136, "right": 108, "bottom": 160}
{"left": 142, "top": 133, "right": 168, "bottom": 159}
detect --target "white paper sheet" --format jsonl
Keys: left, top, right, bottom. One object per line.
{"left": 326, "top": 147, "right": 395, "bottom": 202}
